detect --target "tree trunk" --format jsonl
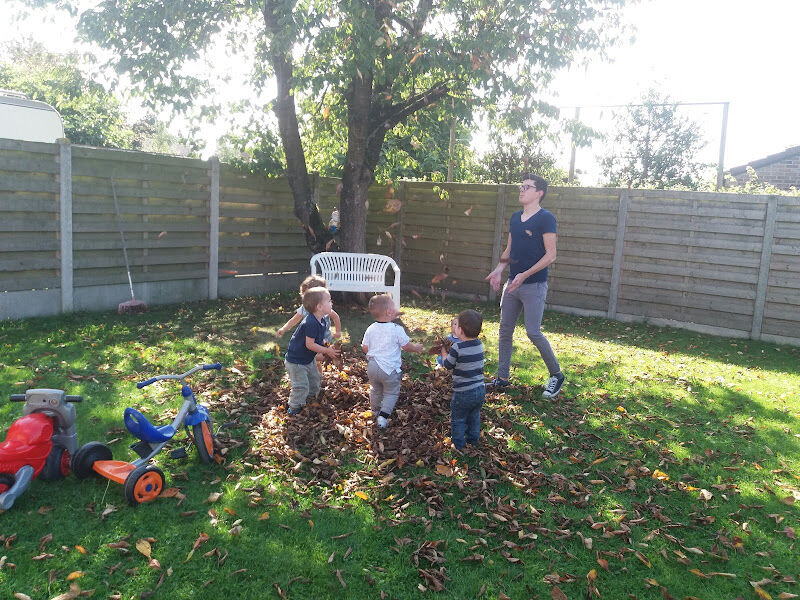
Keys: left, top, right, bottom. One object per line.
{"left": 263, "top": 1, "right": 331, "bottom": 253}
{"left": 338, "top": 71, "right": 376, "bottom": 253}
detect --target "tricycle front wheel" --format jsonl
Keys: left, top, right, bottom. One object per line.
{"left": 124, "top": 465, "right": 165, "bottom": 505}
{"left": 192, "top": 420, "right": 216, "bottom": 464}
{"left": 71, "top": 442, "right": 113, "bottom": 479}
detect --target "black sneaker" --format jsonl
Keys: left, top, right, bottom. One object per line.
{"left": 487, "top": 377, "right": 511, "bottom": 390}
{"left": 287, "top": 405, "right": 304, "bottom": 416}
{"left": 542, "top": 372, "right": 565, "bottom": 398}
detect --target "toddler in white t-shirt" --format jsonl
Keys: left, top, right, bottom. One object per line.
{"left": 361, "top": 294, "right": 423, "bottom": 429}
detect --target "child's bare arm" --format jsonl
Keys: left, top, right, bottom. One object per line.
{"left": 362, "top": 344, "right": 369, "bottom": 354}
{"left": 307, "top": 336, "right": 339, "bottom": 356}
{"left": 330, "top": 309, "right": 342, "bottom": 339}
{"left": 402, "top": 341, "right": 424, "bottom": 353}
{"left": 277, "top": 312, "right": 302, "bottom": 337}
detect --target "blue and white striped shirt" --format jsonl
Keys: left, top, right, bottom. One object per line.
{"left": 442, "top": 339, "right": 485, "bottom": 392}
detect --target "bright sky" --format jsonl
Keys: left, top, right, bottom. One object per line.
{"left": 3, "top": 0, "right": 799, "bottom": 184}
{"left": 547, "top": 0, "right": 800, "bottom": 183}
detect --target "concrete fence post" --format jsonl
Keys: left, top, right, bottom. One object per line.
{"left": 751, "top": 195, "right": 778, "bottom": 339}
{"left": 489, "top": 184, "right": 507, "bottom": 302}
{"left": 208, "top": 156, "right": 220, "bottom": 300}
{"left": 58, "top": 139, "right": 73, "bottom": 313}
{"left": 607, "top": 188, "right": 631, "bottom": 319}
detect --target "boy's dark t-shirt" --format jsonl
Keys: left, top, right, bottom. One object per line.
{"left": 286, "top": 313, "right": 326, "bottom": 364}
{"left": 509, "top": 209, "right": 557, "bottom": 284}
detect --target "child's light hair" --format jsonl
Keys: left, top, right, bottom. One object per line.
{"left": 302, "top": 287, "right": 330, "bottom": 313}
{"left": 368, "top": 294, "right": 395, "bottom": 318}
{"left": 300, "top": 274, "right": 327, "bottom": 293}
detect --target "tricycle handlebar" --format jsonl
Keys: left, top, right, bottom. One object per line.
{"left": 10, "top": 394, "right": 26, "bottom": 402}
{"left": 137, "top": 363, "right": 222, "bottom": 388}
{"left": 66, "top": 395, "right": 83, "bottom": 402}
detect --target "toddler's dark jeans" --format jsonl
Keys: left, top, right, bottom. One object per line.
{"left": 450, "top": 384, "right": 485, "bottom": 450}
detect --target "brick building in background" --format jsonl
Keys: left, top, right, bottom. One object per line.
{"left": 728, "top": 145, "right": 800, "bottom": 190}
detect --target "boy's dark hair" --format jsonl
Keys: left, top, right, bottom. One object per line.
{"left": 300, "top": 275, "right": 326, "bottom": 293}
{"left": 368, "top": 293, "right": 394, "bottom": 318}
{"left": 302, "top": 286, "right": 330, "bottom": 313}
{"left": 522, "top": 173, "right": 548, "bottom": 200}
{"left": 457, "top": 309, "right": 483, "bottom": 339}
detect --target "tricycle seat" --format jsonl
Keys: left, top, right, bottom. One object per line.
{"left": 123, "top": 408, "right": 175, "bottom": 443}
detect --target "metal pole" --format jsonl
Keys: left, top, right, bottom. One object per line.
{"left": 716, "top": 102, "right": 730, "bottom": 190}
{"left": 568, "top": 106, "right": 580, "bottom": 184}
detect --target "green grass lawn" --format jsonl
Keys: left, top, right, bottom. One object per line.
{"left": 1, "top": 293, "right": 799, "bottom": 600}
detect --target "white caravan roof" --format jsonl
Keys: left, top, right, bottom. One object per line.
{"left": 0, "top": 93, "right": 65, "bottom": 143}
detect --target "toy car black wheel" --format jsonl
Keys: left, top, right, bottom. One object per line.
{"left": 192, "top": 420, "right": 216, "bottom": 464}
{"left": 124, "top": 464, "right": 165, "bottom": 505}
{"left": 71, "top": 442, "right": 113, "bottom": 479}
{"left": 40, "top": 446, "right": 71, "bottom": 480}
{"left": 0, "top": 473, "right": 14, "bottom": 494}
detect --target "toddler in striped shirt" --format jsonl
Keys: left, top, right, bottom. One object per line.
{"left": 439, "top": 309, "right": 485, "bottom": 450}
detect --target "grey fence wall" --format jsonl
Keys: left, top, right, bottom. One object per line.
{"left": 1, "top": 138, "right": 798, "bottom": 346}
{"left": 0, "top": 139, "right": 304, "bottom": 320}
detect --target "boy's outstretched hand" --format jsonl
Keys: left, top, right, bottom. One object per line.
{"left": 404, "top": 342, "right": 424, "bottom": 354}
{"left": 325, "top": 345, "right": 341, "bottom": 357}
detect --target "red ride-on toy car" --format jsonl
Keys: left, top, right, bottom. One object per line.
{"left": 0, "top": 389, "right": 81, "bottom": 510}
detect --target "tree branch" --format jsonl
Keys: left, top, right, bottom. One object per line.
{"left": 381, "top": 81, "right": 451, "bottom": 131}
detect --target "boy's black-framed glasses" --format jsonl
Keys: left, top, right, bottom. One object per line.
{"left": 519, "top": 184, "right": 536, "bottom": 192}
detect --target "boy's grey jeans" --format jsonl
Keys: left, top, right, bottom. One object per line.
{"left": 284, "top": 359, "right": 321, "bottom": 410}
{"left": 367, "top": 359, "right": 402, "bottom": 416}
{"left": 498, "top": 280, "right": 560, "bottom": 379}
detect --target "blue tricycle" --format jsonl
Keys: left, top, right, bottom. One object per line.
{"left": 72, "top": 363, "right": 222, "bottom": 505}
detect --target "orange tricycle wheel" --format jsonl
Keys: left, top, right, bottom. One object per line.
{"left": 124, "top": 465, "right": 165, "bottom": 505}
{"left": 193, "top": 420, "right": 216, "bottom": 464}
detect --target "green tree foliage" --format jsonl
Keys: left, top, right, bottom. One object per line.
{"left": 302, "top": 95, "right": 475, "bottom": 182}
{"left": 0, "top": 42, "right": 135, "bottom": 148}
{"left": 601, "top": 89, "right": 709, "bottom": 189}
{"left": 216, "top": 105, "right": 286, "bottom": 176}
{"left": 470, "top": 140, "right": 569, "bottom": 185}
{"left": 41, "top": 0, "right": 627, "bottom": 251}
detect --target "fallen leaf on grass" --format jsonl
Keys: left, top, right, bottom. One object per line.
{"left": 460, "top": 554, "right": 484, "bottom": 562}
{"left": 551, "top": 586, "right": 568, "bottom": 600}
{"left": 136, "top": 539, "right": 152, "bottom": 559}
{"left": 435, "top": 464, "right": 454, "bottom": 476}
{"left": 39, "top": 533, "right": 53, "bottom": 551}
{"left": 184, "top": 533, "right": 210, "bottom": 562}
{"left": 31, "top": 553, "right": 54, "bottom": 561}
{"left": 753, "top": 587, "right": 772, "bottom": 600}
{"left": 335, "top": 569, "right": 347, "bottom": 588}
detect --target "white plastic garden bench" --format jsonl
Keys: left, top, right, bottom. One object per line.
{"left": 309, "top": 252, "right": 401, "bottom": 310}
